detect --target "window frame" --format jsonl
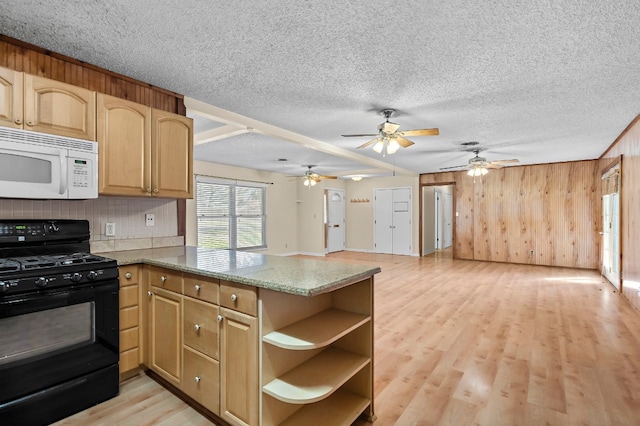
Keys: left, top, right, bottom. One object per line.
{"left": 196, "top": 176, "right": 267, "bottom": 250}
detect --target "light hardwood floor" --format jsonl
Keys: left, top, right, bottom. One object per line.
{"left": 56, "top": 251, "right": 640, "bottom": 425}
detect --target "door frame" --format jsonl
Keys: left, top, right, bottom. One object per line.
{"left": 419, "top": 181, "right": 456, "bottom": 257}
{"left": 600, "top": 157, "right": 623, "bottom": 292}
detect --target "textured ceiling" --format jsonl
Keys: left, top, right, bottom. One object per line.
{"left": 2, "top": 1, "right": 640, "bottom": 177}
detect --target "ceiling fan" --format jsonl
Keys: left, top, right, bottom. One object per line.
{"left": 440, "top": 149, "right": 519, "bottom": 177}
{"left": 342, "top": 109, "right": 439, "bottom": 156}
{"left": 293, "top": 165, "right": 337, "bottom": 188}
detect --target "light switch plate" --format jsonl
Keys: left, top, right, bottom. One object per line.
{"left": 145, "top": 214, "right": 155, "bottom": 227}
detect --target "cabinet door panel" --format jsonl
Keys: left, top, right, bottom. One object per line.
{"left": 0, "top": 66, "right": 23, "bottom": 128}
{"left": 24, "top": 74, "right": 96, "bottom": 140}
{"left": 220, "top": 307, "right": 257, "bottom": 426}
{"left": 97, "top": 93, "right": 151, "bottom": 196}
{"left": 151, "top": 109, "right": 193, "bottom": 198}
{"left": 150, "top": 287, "right": 182, "bottom": 385}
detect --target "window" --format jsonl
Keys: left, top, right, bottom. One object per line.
{"left": 196, "top": 177, "right": 266, "bottom": 250}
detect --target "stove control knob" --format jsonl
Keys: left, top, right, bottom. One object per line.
{"left": 48, "top": 222, "right": 60, "bottom": 233}
{"left": 87, "top": 271, "right": 98, "bottom": 281}
{"left": 36, "top": 277, "right": 49, "bottom": 287}
{"left": 0, "top": 281, "right": 8, "bottom": 293}
{"left": 71, "top": 272, "right": 83, "bottom": 282}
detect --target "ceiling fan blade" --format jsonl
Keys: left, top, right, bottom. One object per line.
{"left": 318, "top": 175, "right": 338, "bottom": 180}
{"left": 490, "top": 159, "right": 519, "bottom": 164}
{"left": 341, "top": 133, "right": 378, "bottom": 137}
{"left": 380, "top": 121, "right": 400, "bottom": 134}
{"left": 400, "top": 128, "right": 440, "bottom": 137}
{"left": 396, "top": 136, "right": 415, "bottom": 148}
{"left": 439, "top": 164, "right": 468, "bottom": 170}
{"left": 356, "top": 138, "right": 380, "bottom": 149}
{"left": 486, "top": 164, "right": 503, "bottom": 169}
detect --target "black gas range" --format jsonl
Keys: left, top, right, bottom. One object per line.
{"left": 0, "top": 219, "right": 120, "bottom": 426}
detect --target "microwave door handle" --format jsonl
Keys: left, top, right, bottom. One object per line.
{"left": 59, "top": 152, "right": 68, "bottom": 195}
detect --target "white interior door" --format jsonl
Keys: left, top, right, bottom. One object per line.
{"left": 374, "top": 189, "right": 393, "bottom": 254}
{"left": 374, "top": 188, "right": 411, "bottom": 255}
{"left": 392, "top": 188, "right": 412, "bottom": 255}
{"left": 326, "top": 189, "right": 345, "bottom": 253}
{"left": 443, "top": 192, "right": 453, "bottom": 248}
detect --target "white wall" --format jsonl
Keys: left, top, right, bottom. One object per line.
{"left": 345, "top": 175, "right": 420, "bottom": 255}
{"left": 186, "top": 161, "right": 299, "bottom": 255}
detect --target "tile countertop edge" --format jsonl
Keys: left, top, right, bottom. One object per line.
{"left": 102, "top": 249, "right": 381, "bottom": 297}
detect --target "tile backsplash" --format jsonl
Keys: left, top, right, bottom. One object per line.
{"left": 0, "top": 196, "right": 182, "bottom": 252}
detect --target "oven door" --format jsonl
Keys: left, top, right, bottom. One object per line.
{"left": 0, "top": 281, "right": 119, "bottom": 406}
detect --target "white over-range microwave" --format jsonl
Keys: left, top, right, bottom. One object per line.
{"left": 0, "top": 127, "right": 98, "bottom": 199}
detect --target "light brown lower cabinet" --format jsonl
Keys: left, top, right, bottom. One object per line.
{"left": 220, "top": 307, "right": 258, "bottom": 426}
{"left": 149, "top": 286, "right": 182, "bottom": 386}
{"left": 118, "top": 265, "right": 141, "bottom": 381}
{"left": 182, "top": 345, "right": 220, "bottom": 414}
{"left": 136, "top": 264, "right": 374, "bottom": 426}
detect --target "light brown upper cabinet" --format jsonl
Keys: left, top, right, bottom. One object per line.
{"left": 151, "top": 109, "right": 193, "bottom": 198}
{"left": 0, "top": 67, "right": 23, "bottom": 129}
{"left": 97, "top": 93, "right": 193, "bottom": 198}
{"left": 0, "top": 67, "right": 96, "bottom": 140}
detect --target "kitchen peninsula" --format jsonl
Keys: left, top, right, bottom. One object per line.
{"left": 102, "top": 246, "right": 380, "bottom": 426}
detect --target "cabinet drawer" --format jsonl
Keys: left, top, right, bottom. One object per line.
{"left": 183, "top": 274, "right": 219, "bottom": 304}
{"left": 119, "top": 265, "right": 139, "bottom": 286}
{"left": 184, "top": 297, "right": 219, "bottom": 359}
{"left": 183, "top": 346, "right": 219, "bottom": 415}
{"left": 120, "top": 347, "right": 140, "bottom": 374}
{"left": 120, "top": 326, "right": 139, "bottom": 352}
{"left": 120, "top": 306, "right": 139, "bottom": 330}
{"left": 220, "top": 280, "right": 257, "bottom": 316}
{"left": 148, "top": 267, "right": 183, "bottom": 293}
{"left": 119, "top": 284, "right": 139, "bottom": 309}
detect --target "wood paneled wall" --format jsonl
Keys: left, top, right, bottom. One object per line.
{"left": 600, "top": 114, "right": 640, "bottom": 310}
{"left": 421, "top": 160, "right": 601, "bottom": 269}
{"left": 0, "top": 35, "right": 185, "bottom": 114}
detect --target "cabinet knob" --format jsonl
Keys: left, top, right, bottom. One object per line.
{"left": 194, "top": 324, "right": 201, "bottom": 332}
{"left": 125, "top": 272, "right": 132, "bottom": 279}
{"left": 146, "top": 188, "right": 152, "bottom": 193}
{"left": 231, "top": 293, "right": 238, "bottom": 302}
{"left": 153, "top": 188, "right": 159, "bottom": 193}
{"left": 14, "top": 118, "right": 22, "bottom": 125}
{"left": 194, "top": 284, "right": 201, "bottom": 292}
{"left": 161, "top": 276, "right": 167, "bottom": 282}
{"left": 26, "top": 120, "right": 34, "bottom": 126}
{"left": 194, "top": 376, "right": 201, "bottom": 383}
{"left": 217, "top": 315, "right": 223, "bottom": 322}
{"left": 147, "top": 291, "right": 153, "bottom": 297}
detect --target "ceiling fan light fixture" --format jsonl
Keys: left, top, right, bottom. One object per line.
{"left": 351, "top": 175, "right": 363, "bottom": 181}
{"left": 373, "top": 140, "right": 385, "bottom": 154}
{"left": 467, "top": 167, "right": 488, "bottom": 177}
{"left": 386, "top": 138, "right": 400, "bottom": 155}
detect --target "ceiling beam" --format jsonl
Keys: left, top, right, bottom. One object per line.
{"left": 185, "top": 97, "right": 418, "bottom": 177}
{"left": 194, "top": 124, "right": 251, "bottom": 145}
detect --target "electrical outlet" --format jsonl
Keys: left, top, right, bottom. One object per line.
{"left": 105, "top": 222, "right": 116, "bottom": 236}
{"left": 145, "top": 214, "right": 155, "bottom": 227}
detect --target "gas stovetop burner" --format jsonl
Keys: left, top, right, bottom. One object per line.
{"left": 5, "top": 253, "right": 109, "bottom": 271}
